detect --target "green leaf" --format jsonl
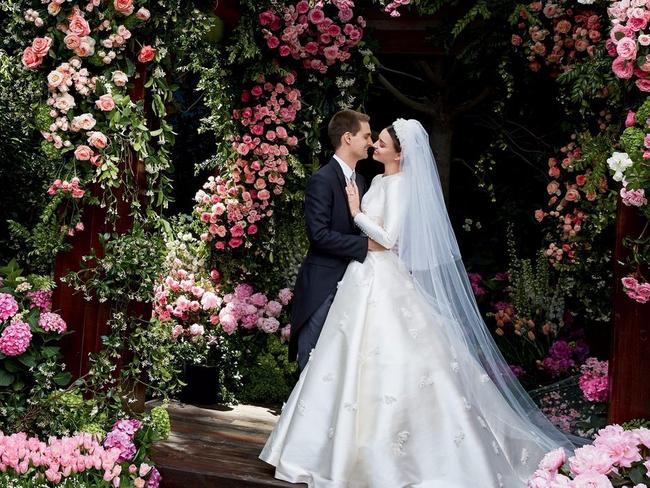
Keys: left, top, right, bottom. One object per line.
{"left": 3, "top": 358, "right": 20, "bottom": 373}
{"left": 0, "top": 369, "right": 15, "bottom": 387}
{"left": 17, "top": 353, "right": 37, "bottom": 369}
{"left": 53, "top": 371, "right": 72, "bottom": 386}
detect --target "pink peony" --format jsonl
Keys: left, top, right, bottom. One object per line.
{"left": 278, "top": 288, "right": 293, "bottom": 306}
{"left": 620, "top": 187, "right": 647, "bottom": 207}
{"left": 539, "top": 448, "right": 567, "bottom": 472}
{"left": 38, "top": 312, "right": 67, "bottom": 333}
{"left": 0, "top": 320, "right": 33, "bottom": 356}
{"left": 0, "top": 293, "right": 19, "bottom": 321}
{"left": 200, "top": 291, "right": 221, "bottom": 310}
{"left": 570, "top": 472, "right": 613, "bottom": 488}
{"left": 569, "top": 444, "right": 614, "bottom": 475}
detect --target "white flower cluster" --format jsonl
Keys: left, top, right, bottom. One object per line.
{"left": 606, "top": 151, "right": 634, "bottom": 182}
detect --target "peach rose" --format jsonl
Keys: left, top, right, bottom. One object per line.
{"left": 68, "top": 14, "right": 91, "bottom": 37}
{"left": 87, "top": 131, "right": 108, "bottom": 148}
{"left": 74, "top": 145, "right": 94, "bottom": 160}
{"left": 22, "top": 47, "right": 42, "bottom": 70}
{"left": 95, "top": 94, "right": 115, "bottom": 111}
{"left": 47, "top": 2, "right": 61, "bottom": 15}
{"left": 64, "top": 34, "right": 81, "bottom": 50}
{"left": 136, "top": 7, "right": 150, "bottom": 21}
{"left": 54, "top": 93, "right": 76, "bottom": 112}
{"left": 137, "top": 45, "right": 156, "bottom": 63}
{"left": 47, "top": 70, "right": 64, "bottom": 88}
{"left": 31, "top": 37, "right": 53, "bottom": 57}
{"left": 565, "top": 188, "right": 580, "bottom": 202}
{"left": 547, "top": 181, "right": 560, "bottom": 195}
{"left": 112, "top": 70, "right": 128, "bottom": 86}
{"left": 75, "top": 37, "right": 96, "bottom": 57}
{"left": 114, "top": 0, "right": 134, "bottom": 16}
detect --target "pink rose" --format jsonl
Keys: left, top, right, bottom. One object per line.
{"left": 616, "top": 37, "right": 637, "bottom": 60}
{"left": 279, "top": 45, "right": 291, "bottom": 57}
{"left": 308, "top": 8, "right": 326, "bottom": 24}
{"left": 267, "top": 36, "right": 280, "bottom": 49}
{"left": 135, "top": 7, "right": 150, "bottom": 21}
{"left": 612, "top": 57, "right": 633, "bottom": 79}
{"left": 511, "top": 34, "right": 523, "bottom": 46}
{"left": 137, "top": 45, "right": 156, "bottom": 63}
{"left": 68, "top": 14, "right": 91, "bottom": 37}
{"left": 622, "top": 276, "right": 639, "bottom": 290}
{"left": 87, "top": 131, "right": 108, "bottom": 149}
{"left": 625, "top": 111, "right": 636, "bottom": 127}
{"left": 95, "top": 94, "right": 116, "bottom": 111}
{"left": 189, "top": 324, "right": 204, "bottom": 336}
{"left": 636, "top": 78, "right": 650, "bottom": 92}
{"left": 31, "top": 37, "right": 53, "bottom": 57}
{"left": 114, "top": 0, "right": 134, "bottom": 16}
{"left": 296, "top": 1, "right": 309, "bottom": 14}
{"left": 21, "top": 47, "right": 42, "bottom": 70}
{"left": 570, "top": 472, "right": 612, "bottom": 488}
{"left": 74, "top": 145, "right": 94, "bottom": 161}
{"left": 64, "top": 34, "right": 81, "bottom": 50}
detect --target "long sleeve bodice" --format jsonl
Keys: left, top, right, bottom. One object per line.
{"left": 353, "top": 173, "right": 404, "bottom": 250}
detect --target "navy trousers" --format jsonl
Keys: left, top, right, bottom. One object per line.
{"left": 297, "top": 291, "right": 336, "bottom": 372}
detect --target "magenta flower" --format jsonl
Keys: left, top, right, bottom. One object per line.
{"left": 0, "top": 320, "right": 32, "bottom": 356}
{"left": 0, "top": 293, "right": 19, "bottom": 321}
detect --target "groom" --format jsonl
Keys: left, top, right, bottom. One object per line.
{"left": 289, "top": 109, "right": 383, "bottom": 371}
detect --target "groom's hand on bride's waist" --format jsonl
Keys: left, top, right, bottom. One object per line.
{"left": 368, "top": 238, "right": 388, "bottom": 252}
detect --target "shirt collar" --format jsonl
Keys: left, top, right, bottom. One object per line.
{"left": 333, "top": 154, "right": 354, "bottom": 181}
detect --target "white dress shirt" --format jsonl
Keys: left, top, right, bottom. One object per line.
{"left": 333, "top": 154, "right": 355, "bottom": 183}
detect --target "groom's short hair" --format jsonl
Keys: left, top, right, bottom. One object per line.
{"left": 328, "top": 110, "right": 370, "bottom": 150}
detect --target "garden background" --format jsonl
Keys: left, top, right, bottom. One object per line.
{"left": 0, "top": 0, "right": 649, "bottom": 486}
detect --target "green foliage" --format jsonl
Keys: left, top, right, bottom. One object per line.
{"left": 620, "top": 126, "right": 645, "bottom": 160}
{"left": 237, "top": 334, "right": 298, "bottom": 404}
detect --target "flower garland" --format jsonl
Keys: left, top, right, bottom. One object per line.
{"left": 19, "top": 0, "right": 176, "bottom": 236}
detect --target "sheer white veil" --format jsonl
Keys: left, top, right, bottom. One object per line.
{"left": 393, "top": 118, "right": 580, "bottom": 452}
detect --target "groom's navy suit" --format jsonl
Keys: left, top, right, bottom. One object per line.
{"left": 289, "top": 157, "right": 368, "bottom": 368}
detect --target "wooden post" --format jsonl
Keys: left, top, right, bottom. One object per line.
{"left": 608, "top": 198, "right": 650, "bottom": 423}
{"left": 52, "top": 62, "right": 150, "bottom": 385}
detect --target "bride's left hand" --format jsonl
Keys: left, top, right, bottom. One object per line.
{"left": 346, "top": 180, "right": 360, "bottom": 217}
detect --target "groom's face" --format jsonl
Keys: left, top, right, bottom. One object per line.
{"left": 348, "top": 121, "right": 373, "bottom": 161}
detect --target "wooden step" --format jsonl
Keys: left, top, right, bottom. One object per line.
{"left": 152, "top": 401, "right": 304, "bottom": 488}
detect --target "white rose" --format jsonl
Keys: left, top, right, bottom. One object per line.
{"left": 47, "top": 70, "right": 64, "bottom": 88}
{"left": 112, "top": 70, "right": 128, "bottom": 86}
{"left": 54, "top": 93, "right": 76, "bottom": 112}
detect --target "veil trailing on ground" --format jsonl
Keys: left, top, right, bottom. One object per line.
{"left": 393, "top": 118, "right": 580, "bottom": 452}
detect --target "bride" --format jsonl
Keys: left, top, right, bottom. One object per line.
{"left": 260, "top": 119, "right": 576, "bottom": 487}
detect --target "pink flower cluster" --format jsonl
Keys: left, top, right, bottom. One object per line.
{"left": 607, "top": 0, "right": 650, "bottom": 91}
{"left": 384, "top": 0, "right": 411, "bottom": 18}
{"left": 259, "top": 1, "right": 365, "bottom": 73}
{"left": 0, "top": 429, "right": 160, "bottom": 487}
{"left": 195, "top": 73, "right": 299, "bottom": 250}
{"left": 104, "top": 419, "right": 142, "bottom": 462}
{"left": 578, "top": 357, "right": 608, "bottom": 403}
{"left": 528, "top": 424, "right": 650, "bottom": 487}
{"left": 467, "top": 272, "right": 487, "bottom": 296}
{"left": 26, "top": 289, "right": 53, "bottom": 312}
{"left": 621, "top": 274, "right": 650, "bottom": 304}
{"left": 620, "top": 186, "right": 647, "bottom": 207}
{"left": 514, "top": 2, "right": 602, "bottom": 76}
{"left": 538, "top": 339, "right": 589, "bottom": 378}
{"left": 218, "top": 284, "right": 293, "bottom": 335}
{"left": 47, "top": 177, "right": 85, "bottom": 199}
{"left": 153, "top": 268, "right": 222, "bottom": 340}
{"left": 0, "top": 320, "right": 33, "bottom": 357}
{"left": 38, "top": 311, "right": 68, "bottom": 334}
{"left": 0, "top": 292, "right": 19, "bottom": 321}
{"left": 537, "top": 391, "right": 581, "bottom": 433}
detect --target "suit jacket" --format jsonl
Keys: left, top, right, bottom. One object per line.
{"left": 289, "top": 157, "right": 368, "bottom": 361}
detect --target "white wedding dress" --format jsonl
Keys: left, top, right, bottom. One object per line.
{"left": 260, "top": 173, "right": 552, "bottom": 487}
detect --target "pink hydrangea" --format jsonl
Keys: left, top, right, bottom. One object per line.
{"left": 578, "top": 357, "right": 609, "bottom": 402}
{"left": 38, "top": 312, "right": 67, "bottom": 333}
{"left": 0, "top": 293, "right": 19, "bottom": 321}
{"left": 104, "top": 430, "right": 136, "bottom": 462}
{"left": 0, "top": 320, "right": 32, "bottom": 356}
{"left": 26, "top": 289, "right": 52, "bottom": 311}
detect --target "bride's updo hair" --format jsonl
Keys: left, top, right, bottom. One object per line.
{"left": 387, "top": 124, "right": 402, "bottom": 153}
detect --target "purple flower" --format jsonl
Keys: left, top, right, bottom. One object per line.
{"left": 104, "top": 430, "right": 136, "bottom": 462}
{"left": 112, "top": 419, "right": 142, "bottom": 436}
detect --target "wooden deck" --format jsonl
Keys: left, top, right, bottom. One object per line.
{"left": 152, "top": 401, "right": 304, "bottom": 488}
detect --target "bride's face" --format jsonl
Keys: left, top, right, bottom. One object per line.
{"left": 372, "top": 128, "right": 400, "bottom": 166}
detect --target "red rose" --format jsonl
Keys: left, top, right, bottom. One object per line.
{"left": 137, "top": 45, "right": 156, "bottom": 63}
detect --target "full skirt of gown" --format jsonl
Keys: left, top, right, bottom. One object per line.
{"left": 260, "top": 250, "right": 550, "bottom": 487}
